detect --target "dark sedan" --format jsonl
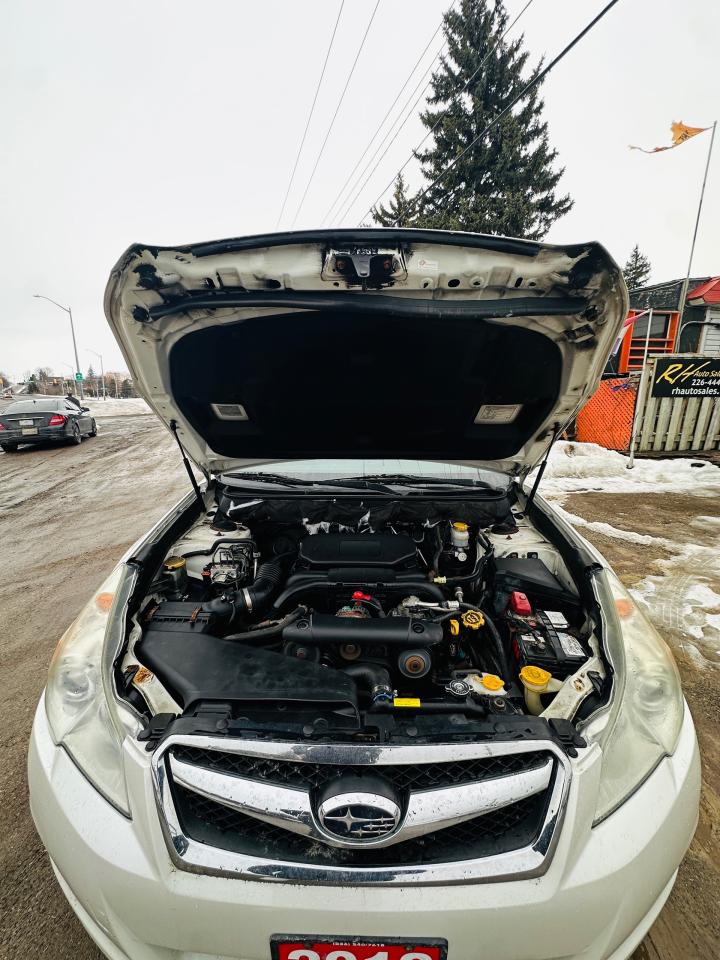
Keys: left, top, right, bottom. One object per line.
{"left": 0, "top": 398, "right": 97, "bottom": 452}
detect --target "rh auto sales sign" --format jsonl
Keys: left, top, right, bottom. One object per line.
{"left": 651, "top": 357, "right": 720, "bottom": 398}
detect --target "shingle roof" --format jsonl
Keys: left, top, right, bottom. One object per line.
{"left": 629, "top": 277, "right": 710, "bottom": 311}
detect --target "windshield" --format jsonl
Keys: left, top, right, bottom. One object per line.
{"left": 4, "top": 399, "right": 64, "bottom": 413}
{"left": 229, "top": 459, "right": 510, "bottom": 490}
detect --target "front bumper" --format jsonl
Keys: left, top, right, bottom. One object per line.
{"left": 29, "top": 700, "right": 700, "bottom": 960}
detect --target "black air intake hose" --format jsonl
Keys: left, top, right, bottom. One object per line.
{"left": 342, "top": 663, "right": 393, "bottom": 709}
{"left": 202, "top": 561, "right": 283, "bottom": 627}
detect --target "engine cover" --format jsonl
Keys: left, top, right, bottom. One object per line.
{"left": 297, "top": 533, "right": 419, "bottom": 572}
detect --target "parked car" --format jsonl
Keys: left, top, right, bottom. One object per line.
{"left": 28, "top": 230, "right": 699, "bottom": 960}
{"left": 0, "top": 397, "right": 96, "bottom": 451}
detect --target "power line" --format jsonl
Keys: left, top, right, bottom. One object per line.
{"left": 348, "top": 0, "right": 536, "bottom": 226}
{"left": 275, "top": 1, "right": 345, "bottom": 229}
{"left": 406, "top": 0, "right": 623, "bottom": 222}
{"left": 289, "top": 0, "right": 382, "bottom": 229}
{"left": 319, "top": 11, "right": 452, "bottom": 227}
{"left": 332, "top": 48, "right": 442, "bottom": 226}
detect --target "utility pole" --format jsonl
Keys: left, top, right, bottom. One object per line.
{"left": 677, "top": 120, "right": 717, "bottom": 321}
{"left": 34, "top": 295, "right": 84, "bottom": 400}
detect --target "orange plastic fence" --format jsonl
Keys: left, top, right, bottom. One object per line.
{"left": 576, "top": 377, "right": 638, "bottom": 451}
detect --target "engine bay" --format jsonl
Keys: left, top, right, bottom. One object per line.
{"left": 120, "top": 483, "right": 606, "bottom": 744}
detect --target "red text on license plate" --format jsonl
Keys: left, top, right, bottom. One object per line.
{"left": 272, "top": 938, "right": 446, "bottom": 960}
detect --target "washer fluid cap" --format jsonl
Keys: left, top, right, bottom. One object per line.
{"left": 520, "top": 664, "right": 552, "bottom": 690}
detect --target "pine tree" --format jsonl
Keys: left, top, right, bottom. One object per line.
{"left": 412, "top": 0, "right": 572, "bottom": 238}
{"left": 372, "top": 173, "right": 417, "bottom": 227}
{"left": 623, "top": 244, "right": 652, "bottom": 290}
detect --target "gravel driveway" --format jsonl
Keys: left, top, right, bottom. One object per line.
{"left": 0, "top": 413, "right": 717, "bottom": 960}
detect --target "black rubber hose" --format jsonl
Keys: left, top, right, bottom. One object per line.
{"left": 442, "top": 544, "right": 489, "bottom": 585}
{"left": 243, "top": 561, "right": 283, "bottom": 614}
{"left": 342, "top": 663, "right": 393, "bottom": 707}
{"left": 224, "top": 606, "right": 306, "bottom": 642}
{"left": 202, "top": 560, "right": 284, "bottom": 626}
{"left": 479, "top": 606, "right": 511, "bottom": 681}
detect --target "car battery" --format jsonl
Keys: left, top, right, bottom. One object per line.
{"left": 508, "top": 601, "right": 589, "bottom": 679}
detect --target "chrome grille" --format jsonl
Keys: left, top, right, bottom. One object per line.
{"left": 152, "top": 736, "right": 571, "bottom": 885}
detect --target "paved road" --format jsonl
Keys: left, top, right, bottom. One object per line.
{"left": 0, "top": 414, "right": 717, "bottom": 959}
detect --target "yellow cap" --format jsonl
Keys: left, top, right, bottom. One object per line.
{"left": 452, "top": 521, "right": 469, "bottom": 531}
{"left": 461, "top": 609, "right": 485, "bottom": 630}
{"left": 163, "top": 555, "right": 186, "bottom": 571}
{"left": 481, "top": 673, "right": 505, "bottom": 692}
{"left": 449, "top": 618, "right": 460, "bottom": 636}
{"left": 520, "top": 665, "right": 552, "bottom": 689}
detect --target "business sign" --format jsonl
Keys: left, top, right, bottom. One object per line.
{"left": 651, "top": 356, "right": 720, "bottom": 398}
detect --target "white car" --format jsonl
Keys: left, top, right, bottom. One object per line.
{"left": 29, "top": 229, "right": 700, "bottom": 960}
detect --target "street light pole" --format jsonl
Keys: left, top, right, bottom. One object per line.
{"left": 87, "top": 349, "right": 106, "bottom": 400}
{"left": 33, "top": 294, "right": 84, "bottom": 400}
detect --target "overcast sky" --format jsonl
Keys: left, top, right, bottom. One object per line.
{"left": 2, "top": 0, "right": 718, "bottom": 379}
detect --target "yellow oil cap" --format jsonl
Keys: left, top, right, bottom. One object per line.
{"left": 452, "top": 521, "right": 469, "bottom": 531}
{"left": 461, "top": 609, "right": 485, "bottom": 630}
{"left": 481, "top": 673, "right": 505, "bottom": 692}
{"left": 163, "top": 555, "right": 186, "bottom": 571}
{"left": 520, "top": 665, "right": 552, "bottom": 689}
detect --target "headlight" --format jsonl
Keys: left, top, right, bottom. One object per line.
{"left": 45, "top": 564, "right": 140, "bottom": 815}
{"left": 589, "top": 568, "right": 684, "bottom": 824}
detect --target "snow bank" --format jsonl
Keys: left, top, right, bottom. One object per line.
{"left": 539, "top": 441, "right": 720, "bottom": 495}
{"left": 84, "top": 397, "right": 152, "bottom": 417}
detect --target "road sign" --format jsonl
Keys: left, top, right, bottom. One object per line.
{"left": 75, "top": 372, "right": 84, "bottom": 382}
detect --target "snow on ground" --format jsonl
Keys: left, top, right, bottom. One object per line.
{"left": 558, "top": 509, "right": 720, "bottom": 658}
{"left": 538, "top": 440, "right": 720, "bottom": 496}
{"left": 84, "top": 397, "right": 151, "bottom": 417}
{"left": 541, "top": 441, "right": 720, "bottom": 661}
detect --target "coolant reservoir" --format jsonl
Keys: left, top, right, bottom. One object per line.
{"left": 466, "top": 672, "right": 508, "bottom": 698}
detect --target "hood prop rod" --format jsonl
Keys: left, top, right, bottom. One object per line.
{"left": 525, "top": 424, "right": 561, "bottom": 512}
{"left": 169, "top": 419, "right": 206, "bottom": 511}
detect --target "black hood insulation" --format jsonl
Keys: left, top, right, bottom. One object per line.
{"left": 215, "top": 489, "right": 515, "bottom": 531}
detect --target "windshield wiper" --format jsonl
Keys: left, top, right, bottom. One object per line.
{"left": 346, "top": 474, "right": 495, "bottom": 490}
{"left": 222, "top": 472, "right": 396, "bottom": 494}
{"left": 223, "top": 471, "right": 311, "bottom": 486}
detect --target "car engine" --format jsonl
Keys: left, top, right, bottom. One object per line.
{"left": 124, "top": 491, "right": 599, "bottom": 737}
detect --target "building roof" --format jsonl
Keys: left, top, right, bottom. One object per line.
{"left": 629, "top": 277, "right": 710, "bottom": 311}
{"left": 687, "top": 277, "right": 720, "bottom": 304}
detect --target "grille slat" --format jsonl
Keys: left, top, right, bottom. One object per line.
{"left": 175, "top": 784, "right": 545, "bottom": 866}
{"left": 171, "top": 745, "right": 549, "bottom": 792}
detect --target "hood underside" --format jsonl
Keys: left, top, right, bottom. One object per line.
{"left": 104, "top": 228, "right": 628, "bottom": 476}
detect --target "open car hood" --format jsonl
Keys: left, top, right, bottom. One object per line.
{"left": 104, "top": 229, "right": 627, "bottom": 478}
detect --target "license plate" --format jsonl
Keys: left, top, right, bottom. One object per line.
{"left": 21, "top": 428, "right": 38, "bottom": 435}
{"left": 271, "top": 936, "right": 447, "bottom": 960}
{"left": 19, "top": 419, "right": 34, "bottom": 426}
